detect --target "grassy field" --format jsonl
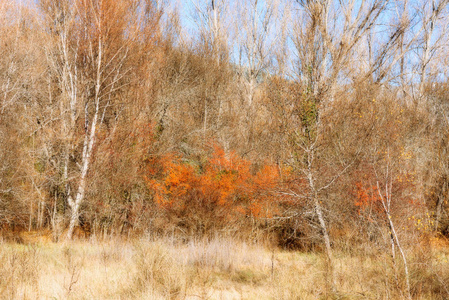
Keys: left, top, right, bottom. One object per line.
{"left": 0, "top": 234, "right": 449, "bottom": 299}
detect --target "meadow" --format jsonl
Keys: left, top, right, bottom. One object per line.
{"left": 1, "top": 233, "right": 448, "bottom": 299}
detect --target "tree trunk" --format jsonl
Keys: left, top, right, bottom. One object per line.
{"left": 67, "top": 100, "right": 99, "bottom": 239}
{"left": 388, "top": 214, "right": 411, "bottom": 300}
{"left": 314, "top": 194, "right": 336, "bottom": 290}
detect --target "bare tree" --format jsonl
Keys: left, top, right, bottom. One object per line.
{"left": 190, "top": 0, "right": 229, "bottom": 65}
{"left": 235, "top": 0, "right": 284, "bottom": 107}
{"left": 416, "top": 0, "right": 449, "bottom": 100}
{"left": 287, "top": 0, "right": 409, "bottom": 290}
{"left": 40, "top": 0, "right": 155, "bottom": 239}
{"left": 375, "top": 151, "right": 411, "bottom": 299}
{"left": 0, "top": 1, "right": 47, "bottom": 230}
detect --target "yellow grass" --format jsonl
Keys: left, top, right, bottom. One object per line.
{"left": 0, "top": 235, "right": 448, "bottom": 299}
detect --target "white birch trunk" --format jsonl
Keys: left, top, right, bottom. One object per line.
{"left": 377, "top": 181, "right": 411, "bottom": 299}
{"left": 304, "top": 142, "right": 336, "bottom": 290}
{"left": 66, "top": 106, "right": 98, "bottom": 239}
{"left": 67, "top": 35, "right": 103, "bottom": 239}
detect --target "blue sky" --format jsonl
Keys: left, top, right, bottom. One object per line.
{"left": 13, "top": 0, "right": 448, "bottom": 82}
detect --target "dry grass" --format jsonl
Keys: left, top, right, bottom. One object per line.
{"left": 0, "top": 235, "right": 448, "bottom": 299}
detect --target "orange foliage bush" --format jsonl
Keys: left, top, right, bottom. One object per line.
{"left": 145, "top": 145, "right": 281, "bottom": 233}
{"left": 353, "top": 181, "right": 382, "bottom": 215}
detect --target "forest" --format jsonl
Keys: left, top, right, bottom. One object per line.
{"left": 1, "top": 0, "right": 449, "bottom": 298}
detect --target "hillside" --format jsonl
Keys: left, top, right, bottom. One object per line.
{"left": 1, "top": 0, "right": 449, "bottom": 298}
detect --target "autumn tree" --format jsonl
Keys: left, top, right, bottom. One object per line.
{"left": 38, "top": 0, "right": 164, "bottom": 239}
{"left": 232, "top": 0, "right": 288, "bottom": 152}
{"left": 284, "top": 0, "right": 421, "bottom": 290}
{"left": 0, "top": 1, "right": 47, "bottom": 231}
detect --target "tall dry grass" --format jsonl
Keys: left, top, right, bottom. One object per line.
{"left": 0, "top": 234, "right": 448, "bottom": 299}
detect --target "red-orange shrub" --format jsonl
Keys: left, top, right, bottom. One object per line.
{"left": 145, "top": 145, "right": 281, "bottom": 234}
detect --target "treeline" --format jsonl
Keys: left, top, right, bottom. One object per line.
{"left": 1, "top": 0, "right": 449, "bottom": 257}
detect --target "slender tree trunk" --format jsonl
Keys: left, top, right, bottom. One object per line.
{"left": 388, "top": 213, "right": 411, "bottom": 299}
{"left": 67, "top": 85, "right": 100, "bottom": 239}
{"left": 313, "top": 193, "right": 336, "bottom": 290}
{"left": 67, "top": 106, "right": 98, "bottom": 239}
{"left": 67, "top": 33, "right": 103, "bottom": 239}
{"left": 307, "top": 156, "right": 336, "bottom": 290}
{"left": 315, "top": 199, "right": 333, "bottom": 262}
{"left": 377, "top": 181, "right": 411, "bottom": 299}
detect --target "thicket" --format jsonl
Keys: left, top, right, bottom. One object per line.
{"left": 1, "top": 1, "right": 449, "bottom": 294}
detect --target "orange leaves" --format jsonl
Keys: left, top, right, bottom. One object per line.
{"left": 200, "top": 145, "right": 251, "bottom": 206}
{"left": 207, "top": 145, "right": 251, "bottom": 175}
{"left": 352, "top": 169, "right": 419, "bottom": 222}
{"left": 252, "top": 165, "right": 280, "bottom": 191}
{"left": 145, "top": 144, "right": 281, "bottom": 220}
{"left": 145, "top": 154, "right": 192, "bottom": 207}
{"left": 353, "top": 181, "right": 381, "bottom": 214}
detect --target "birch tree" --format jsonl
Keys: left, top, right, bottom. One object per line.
{"left": 376, "top": 170, "right": 411, "bottom": 299}
{"left": 40, "top": 0, "right": 154, "bottom": 239}
{"left": 288, "top": 0, "right": 405, "bottom": 290}
{"left": 235, "top": 0, "right": 284, "bottom": 107}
